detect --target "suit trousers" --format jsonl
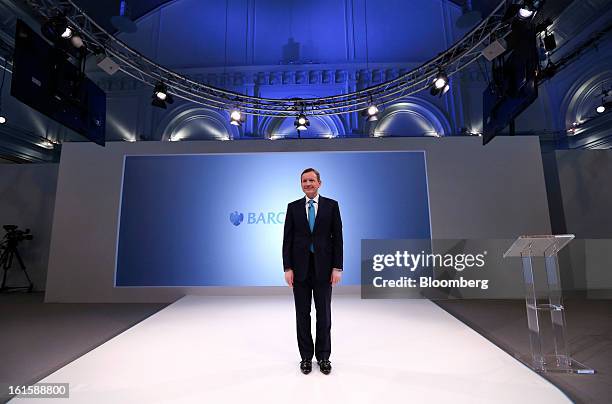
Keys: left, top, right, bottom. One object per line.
{"left": 292, "top": 252, "right": 332, "bottom": 361}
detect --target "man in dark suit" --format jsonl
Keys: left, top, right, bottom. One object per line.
{"left": 282, "top": 168, "right": 343, "bottom": 375}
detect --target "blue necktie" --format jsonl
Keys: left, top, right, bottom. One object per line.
{"left": 308, "top": 199, "right": 315, "bottom": 252}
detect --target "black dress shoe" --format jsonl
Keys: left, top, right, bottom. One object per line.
{"left": 317, "top": 359, "right": 332, "bottom": 375}
{"left": 300, "top": 359, "right": 312, "bottom": 374}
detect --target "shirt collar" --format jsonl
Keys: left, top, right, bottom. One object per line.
{"left": 305, "top": 194, "right": 320, "bottom": 204}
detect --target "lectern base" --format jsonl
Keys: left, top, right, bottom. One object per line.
{"left": 520, "top": 355, "right": 595, "bottom": 374}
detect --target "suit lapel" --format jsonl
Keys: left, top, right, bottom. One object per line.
{"left": 313, "top": 196, "right": 325, "bottom": 233}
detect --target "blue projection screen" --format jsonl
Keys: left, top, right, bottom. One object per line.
{"left": 115, "top": 151, "right": 431, "bottom": 286}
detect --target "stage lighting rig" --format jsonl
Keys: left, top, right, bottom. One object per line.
{"left": 60, "top": 26, "right": 73, "bottom": 39}
{"left": 430, "top": 71, "right": 450, "bottom": 97}
{"left": 596, "top": 100, "right": 612, "bottom": 114}
{"left": 517, "top": 0, "right": 543, "bottom": 21}
{"left": 154, "top": 83, "right": 168, "bottom": 100}
{"left": 595, "top": 88, "right": 612, "bottom": 114}
{"left": 41, "top": 16, "right": 71, "bottom": 41}
{"left": 362, "top": 104, "right": 379, "bottom": 122}
{"left": 70, "top": 34, "right": 84, "bottom": 49}
{"left": 230, "top": 109, "right": 243, "bottom": 126}
{"left": 294, "top": 114, "right": 310, "bottom": 131}
{"left": 151, "top": 82, "right": 174, "bottom": 109}
{"left": 22, "top": 0, "right": 513, "bottom": 118}
{"left": 41, "top": 16, "right": 85, "bottom": 50}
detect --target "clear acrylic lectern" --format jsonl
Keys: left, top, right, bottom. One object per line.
{"left": 504, "top": 235, "right": 594, "bottom": 374}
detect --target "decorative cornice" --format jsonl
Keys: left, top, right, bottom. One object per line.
{"left": 92, "top": 64, "right": 420, "bottom": 93}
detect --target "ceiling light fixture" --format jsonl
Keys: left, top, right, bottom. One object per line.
{"left": 517, "top": 1, "right": 542, "bottom": 21}
{"left": 430, "top": 71, "right": 450, "bottom": 97}
{"left": 70, "top": 35, "right": 84, "bottom": 49}
{"left": 294, "top": 114, "right": 310, "bottom": 131}
{"left": 230, "top": 109, "right": 242, "bottom": 126}
{"left": 151, "top": 83, "right": 174, "bottom": 109}
{"left": 60, "top": 27, "right": 73, "bottom": 39}
{"left": 362, "top": 103, "right": 379, "bottom": 122}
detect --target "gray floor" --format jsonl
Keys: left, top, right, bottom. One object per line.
{"left": 436, "top": 298, "right": 612, "bottom": 404}
{"left": 0, "top": 292, "right": 167, "bottom": 403}
{"left": 1, "top": 292, "right": 609, "bottom": 403}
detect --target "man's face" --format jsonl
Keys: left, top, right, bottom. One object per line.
{"left": 301, "top": 171, "right": 321, "bottom": 198}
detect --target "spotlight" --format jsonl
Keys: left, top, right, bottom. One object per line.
{"left": 41, "top": 17, "right": 86, "bottom": 51}
{"left": 294, "top": 114, "right": 310, "bottom": 131}
{"left": 39, "top": 139, "right": 55, "bottom": 149}
{"left": 597, "top": 105, "right": 606, "bottom": 114}
{"left": 517, "top": 1, "right": 542, "bottom": 20}
{"left": 433, "top": 71, "right": 448, "bottom": 90}
{"left": 70, "top": 35, "right": 84, "bottom": 49}
{"left": 0, "top": 115, "right": 6, "bottom": 124}
{"left": 42, "top": 16, "right": 70, "bottom": 42}
{"left": 61, "top": 27, "right": 73, "bottom": 39}
{"left": 230, "top": 109, "right": 242, "bottom": 126}
{"left": 518, "top": 7, "right": 534, "bottom": 19}
{"left": 151, "top": 83, "right": 174, "bottom": 109}
{"left": 154, "top": 83, "right": 167, "bottom": 100}
{"left": 361, "top": 104, "right": 379, "bottom": 122}
{"left": 430, "top": 71, "right": 450, "bottom": 97}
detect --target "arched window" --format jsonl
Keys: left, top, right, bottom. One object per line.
{"left": 371, "top": 99, "right": 451, "bottom": 137}
{"left": 259, "top": 114, "right": 346, "bottom": 139}
{"left": 157, "top": 107, "right": 239, "bottom": 141}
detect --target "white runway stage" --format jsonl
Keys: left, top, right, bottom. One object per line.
{"left": 15, "top": 295, "right": 570, "bottom": 403}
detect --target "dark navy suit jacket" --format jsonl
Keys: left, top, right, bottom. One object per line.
{"left": 282, "top": 196, "right": 343, "bottom": 282}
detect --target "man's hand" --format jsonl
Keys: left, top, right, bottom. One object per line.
{"left": 284, "top": 269, "right": 294, "bottom": 288}
{"left": 330, "top": 269, "right": 342, "bottom": 286}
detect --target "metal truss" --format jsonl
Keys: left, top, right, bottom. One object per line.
{"left": 22, "top": 0, "right": 511, "bottom": 117}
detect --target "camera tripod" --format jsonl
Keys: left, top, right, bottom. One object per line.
{"left": 0, "top": 239, "right": 34, "bottom": 293}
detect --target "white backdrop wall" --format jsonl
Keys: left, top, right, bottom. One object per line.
{"left": 45, "top": 137, "right": 551, "bottom": 302}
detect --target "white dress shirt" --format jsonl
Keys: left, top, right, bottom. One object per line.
{"left": 304, "top": 194, "right": 319, "bottom": 222}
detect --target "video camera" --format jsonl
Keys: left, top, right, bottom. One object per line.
{"left": 2, "top": 225, "right": 34, "bottom": 244}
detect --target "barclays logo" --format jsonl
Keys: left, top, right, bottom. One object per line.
{"left": 230, "top": 211, "right": 285, "bottom": 226}
{"left": 229, "top": 211, "right": 244, "bottom": 226}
